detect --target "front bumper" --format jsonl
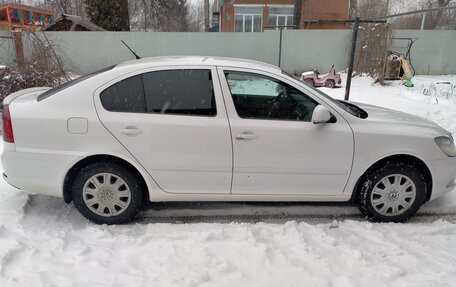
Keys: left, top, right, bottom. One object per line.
{"left": 427, "top": 156, "right": 456, "bottom": 200}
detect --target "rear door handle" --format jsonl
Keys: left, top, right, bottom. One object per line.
{"left": 235, "top": 132, "right": 259, "bottom": 140}
{"left": 119, "top": 127, "right": 143, "bottom": 135}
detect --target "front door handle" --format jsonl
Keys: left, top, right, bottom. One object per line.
{"left": 119, "top": 127, "right": 143, "bottom": 136}
{"left": 235, "top": 132, "right": 259, "bottom": 141}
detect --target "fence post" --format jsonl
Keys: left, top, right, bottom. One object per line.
{"left": 344, "top": 17, "right": 359, "bottom": 101}
{"left": 12, "top": 31, "right": 25, "bottom": 70}
{"left": 420, "top": 12, "right": 427, "bottom": 30}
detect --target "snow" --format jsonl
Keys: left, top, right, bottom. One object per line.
{"left": 301, "top": 71, "right": 314, "bottom": 77}
{"left": 0, "top": 75, "right": 456, "bottom": 286}
{"left": 324, "top": 74, "right": 456, "bottom": 136}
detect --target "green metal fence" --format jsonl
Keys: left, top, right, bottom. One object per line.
{"left": 0, "top": 31, "right": 16, "bottom": 67}
{"left": 12, "top": 29, "right": 456, "bottom": 75}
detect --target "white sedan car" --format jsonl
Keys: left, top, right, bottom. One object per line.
{"left": 2, "top": 57, "right": 456, "bottom": 224}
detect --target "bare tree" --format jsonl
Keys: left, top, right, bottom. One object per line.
{"left": 390, "top": 0, "right": 455, "bottom": 29}
{"left": 358, "top": 0, "right": 389, "bottom": 18}
{"left": 187, "top": 0, "right": 205, "bottom": 31}
{"left": 204, "top": 0, "right": 209, "bottom": 31}
{"left": 349, "top": 0, "right": 359, "bottom": 19}
{"left": 430, "top": 0, "right": 452, "bottom": 28}
{"left": 129, "top": 0, "right": 190, "bottom": 32}
{"left": 22, "top": 0, "right": 86, "bottom": 17}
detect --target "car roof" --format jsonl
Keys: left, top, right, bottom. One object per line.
{"left": 115, "top": 56, "right": 282, "bottom": 73}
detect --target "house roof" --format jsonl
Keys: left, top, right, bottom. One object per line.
{"left": 45, "top": 14, "right": 105, "bottom": 31}
{"left": 0, "top": 2, "right": 52, "bottom": 14}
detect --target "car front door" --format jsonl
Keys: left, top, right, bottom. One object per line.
{"left": 217, "top": 67, "right": 354, "bottom": 196}
{"left": 95, "top": 66, "right": 232, "bottom": 194}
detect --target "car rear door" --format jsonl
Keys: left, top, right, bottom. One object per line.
{"left": 217, "top": 67, "right": 354, "bottom": 196}
{"left": 94, "top": 66, "right": 232, "bottom": 194}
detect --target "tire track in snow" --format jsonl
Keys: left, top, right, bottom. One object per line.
{"left": 136, "top": 210, "right": 456, "bottom": 224}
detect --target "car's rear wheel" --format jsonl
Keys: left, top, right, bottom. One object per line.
{"left": 357, "top": 162, "right": 426, "bottom": 222}
{"left": 71, "top": 162, "right": 144, "bottom": 224}
{"left": 304, "top": 79, "right": 314, "bottom": 86}
{"left": 324, "top": 80, "right": 335, "bottom": 88}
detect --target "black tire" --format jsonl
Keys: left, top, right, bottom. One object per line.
{"left": 324, "top": 80, "right": 335, "bottom": 88}
{"left": 71, "top": 162, "right": 144, "bottom": 224}
{"left": 357, "top": 162, "right": 427, "bottom": 223}
{"left": 304, "top": 79, "right": 314, "bottom": 86}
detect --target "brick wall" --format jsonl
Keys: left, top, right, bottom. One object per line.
{"left": 220, "top": 0, "right": 349, "bottom": 32}
{"left": 301, "top": 0, "right": 349, "bottom": 29}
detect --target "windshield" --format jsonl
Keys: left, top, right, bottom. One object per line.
{"left": 282, "top": 70, "right": 367, "bottom": 118}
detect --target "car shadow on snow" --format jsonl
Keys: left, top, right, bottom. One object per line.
{"left": 139, "top": 201, "right": 363, "bottom": 224}
{"left": 19, "top": 194, "right": 456, "bottom": 226}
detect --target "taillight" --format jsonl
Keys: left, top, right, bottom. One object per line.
{"left": 3, "top": 104, "right": 14, "bottom": 143}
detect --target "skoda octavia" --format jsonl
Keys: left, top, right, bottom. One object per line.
{"left": 2, "top": 57, "right": 456, "bottom": 224}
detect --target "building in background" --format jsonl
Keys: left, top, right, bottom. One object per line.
{"left": 219, "top": 0, "right": 349, "bottom": 32}
{"left": 45, "top": 14, "right": 105, "bottom": 31}
{"left": 0, "top": 2, "right": 53, "bottom": 31}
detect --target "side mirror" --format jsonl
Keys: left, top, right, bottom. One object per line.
{"left": 312, "top": 105, "right": 332, "bottom": 124}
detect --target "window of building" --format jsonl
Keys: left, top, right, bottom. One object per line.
{"left": 224, "top": 71, "right": 318, "bottom": 121}
{"left": 234, "top": 6, "right": 262, "bottom": 32}
{"left": 268, "top": 7, "right": 294, "bottom": 29}
{"left": 0, "top": 9, "right": 8, "bottom": 22}
{"left": 10, "top": 9, "right": 21, "bottom": 24}
{"left": 143, "top": 69, "right": 216, "bottom": 116}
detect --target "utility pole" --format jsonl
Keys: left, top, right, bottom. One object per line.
{"left": 293, "top": 0, "right": 302, "bottom": 28}
{"left": 204, "top": 0, "right": 210, "bottom": 32}
{"left": 143, "top": 0, "right": 147, "bottom": 31}
{"left": 385, "top": 0, "right": 390, "bottom": 20}
{"left": 344, "top": 17, "right": 359, "bottom": 101}
{"left": 349, "top": 0, "right": 359, "bottom": 17}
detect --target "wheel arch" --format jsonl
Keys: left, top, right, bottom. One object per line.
{"left": 63, "top": 154, "right": 150, "bottom": 204}
{"left": 351, "top": 154, "right": 433, "bottom": 203}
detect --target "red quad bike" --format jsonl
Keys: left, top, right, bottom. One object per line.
{"left": 301, "top": 65, "right": 342, "bottom": 88}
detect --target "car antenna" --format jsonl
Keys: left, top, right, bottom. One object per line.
{"left": 121, "top": 40, "right": 141, "bottom": 60}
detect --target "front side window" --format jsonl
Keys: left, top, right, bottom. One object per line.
{"left": 225, "top": 71, "right": 318, "bottom": 121}
{"left": 234, "top": 6, "right": 262, "bottom": 32}
{"left": 268, "top": 7, "right": 294, "bottom": 29}
{"left": 100, "top": 69, "right": 216, "bottom": 117}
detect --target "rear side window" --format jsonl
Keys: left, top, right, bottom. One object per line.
{"left": 100, "top": 69, "right": 216, "bottom": 116}
{"left": 143, "top": 69, "right": 216, "bottom": 116}
{"left": 100, "top": 75, "right": 146, "bottom": 113}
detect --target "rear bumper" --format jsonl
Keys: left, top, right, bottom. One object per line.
{"left": 3, "top": 173, "right": 20, "bottom": 189}
{"left": 1, "top": 147, "right": 79, "bottom": 198}
{"left": 427, "top": 157, "right": 456, "bottom": 200}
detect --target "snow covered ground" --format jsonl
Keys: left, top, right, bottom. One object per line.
{"left": 0, "top": 75, "right": 456, "bottom": 287}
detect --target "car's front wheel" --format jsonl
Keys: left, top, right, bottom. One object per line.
{"left": 71, "top": 162, "right": 144, "bottom": 224}
{"left": 357, "top": 162, "right": 427, "bottom": 222}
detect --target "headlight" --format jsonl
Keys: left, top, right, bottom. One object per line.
{"left": 435, "top": 136, "right": 456, "bottom": 157}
